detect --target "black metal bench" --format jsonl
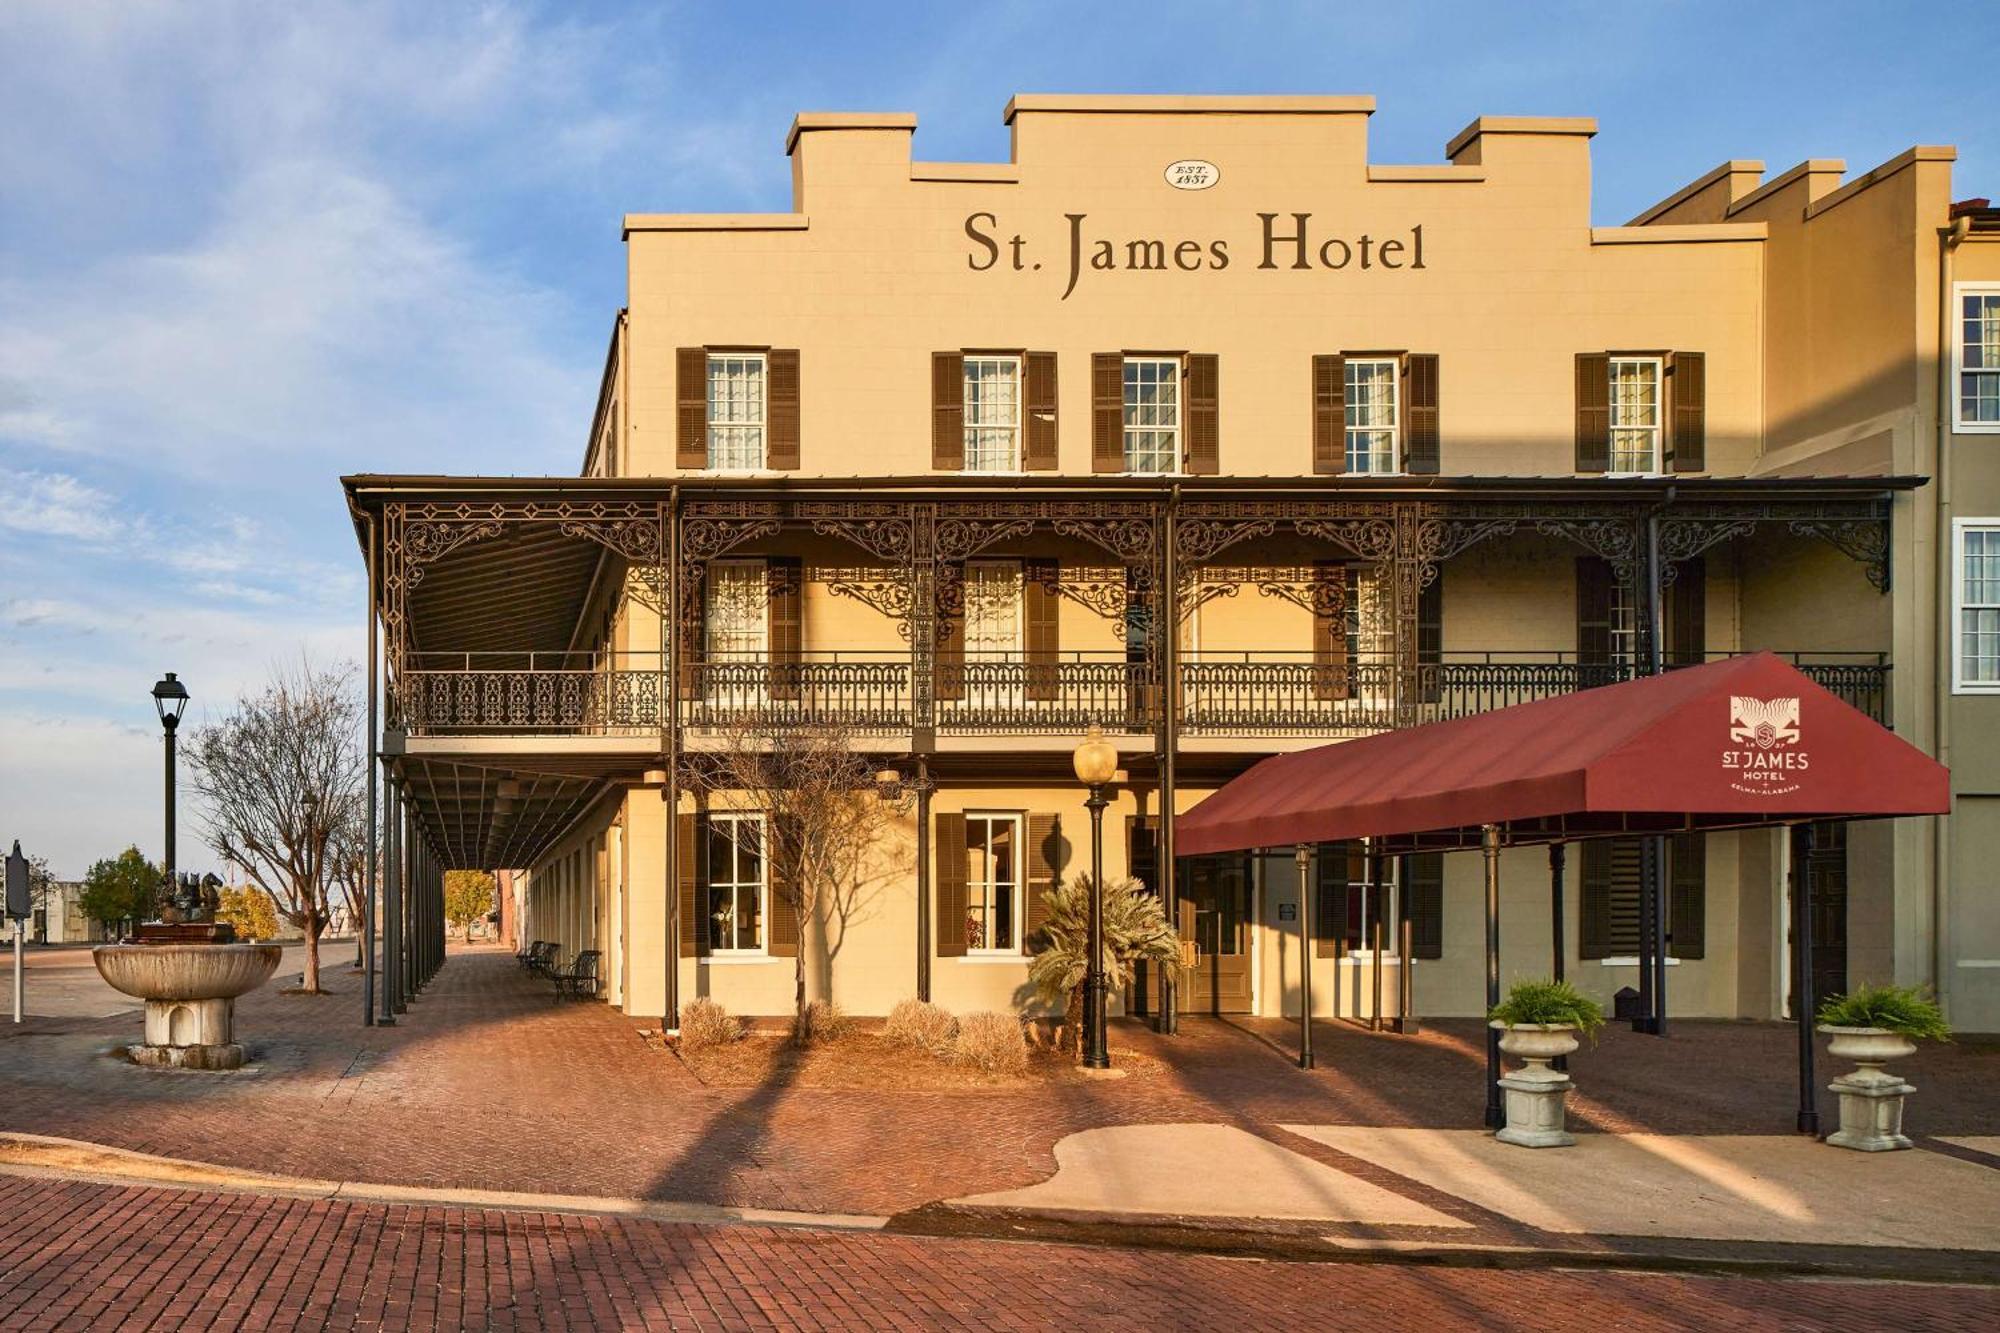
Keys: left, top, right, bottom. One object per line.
{"left": 516, "top": 939, "right": 544, "bottom": 968}
{"left": 525, "top": 941, "right": 558, "bottom": 974}
{"left": 551, "top": 949, "right": 601, "bottom": 1001}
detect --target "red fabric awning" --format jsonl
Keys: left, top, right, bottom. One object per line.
{"left": 1176, "top": 653, "right": 1949, "bottom": 855}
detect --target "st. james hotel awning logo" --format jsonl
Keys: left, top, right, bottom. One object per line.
{"left": 1724, "top": 696, "right": 1807, "bottom": 796}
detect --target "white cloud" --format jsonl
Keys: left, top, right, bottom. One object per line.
{"left": 0, "top": 471, "right": 119, "bottom": 541}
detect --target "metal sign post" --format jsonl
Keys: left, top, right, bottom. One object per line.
{"left": 4, "top": 842, "right": 29, "bottom": 1024}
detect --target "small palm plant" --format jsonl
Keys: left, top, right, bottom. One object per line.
{"left": 1029, "top": 875, "right": 1181, "bottom": 1057}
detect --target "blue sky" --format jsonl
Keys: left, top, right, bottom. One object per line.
{"left": 3, "top": 1, "right": 1996, "bottom": 876}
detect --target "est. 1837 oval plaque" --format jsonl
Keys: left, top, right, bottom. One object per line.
{"left": 1164, "top": 159, "right": 1219, "bottom": 191}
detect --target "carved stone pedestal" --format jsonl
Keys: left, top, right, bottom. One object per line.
{"left": 1493, "top": 1022, "right": 1580, "bottom": 1149}
{"left": 1822, "top": 1026, "right": 1918, "bottom": 1152}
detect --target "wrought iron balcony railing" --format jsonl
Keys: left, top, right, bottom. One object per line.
{"left": 393, "top": 650, "right": 1889, "bottom": 740}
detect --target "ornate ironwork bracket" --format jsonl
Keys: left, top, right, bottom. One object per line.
{"left": 1535, "top": 518, "right": 1644, "bottom": 585}
{"left": 1790, "top": 519, "right": 1891, "bottom": 592}
{"left": 1657, "top": 517, "right": 1755, "bottom": 586}
{"left": 404, "top": 519, "right": 504, "bottom": 586}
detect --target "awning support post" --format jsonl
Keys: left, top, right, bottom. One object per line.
{"left": 1393, "top": 851, "right": 1417, "bottom": 1035}
{"left": 1295, "top": 842, "right": 1314, "bottom": 1070}
{"left": 1550, "top": 841, "right": 1567, "bottom": 1073}
{"left": 1791, "top": 822, "right": 1821, "bottom": 1136}
{"left": 1368, "top": 844, "right": 1386, "bottom": 1031}
{"left": 1482, "top": 823, "right": 1502, "bottom": 1130}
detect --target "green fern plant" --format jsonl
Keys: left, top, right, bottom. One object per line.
{"left": 1817, "top": 984, "right": 1951, "bottom": 1041}
{"left": 1488, "top": 978, "right": 1606, "bottom": 1039}
{"left": 1029, "top": 875, "right": 1181, "bottom": 1057}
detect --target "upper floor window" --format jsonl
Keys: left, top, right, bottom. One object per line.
{"left": 706, "top": 353, "right": 766, "bottom": 469}
{"left": 1344, "top": 359, "right": 1399, "bottom": 474}
{"left": 1956, "top": 521, "right": 2000, "bottom": 691}
{"left": 704, "top": 560, "right": 767, "bottom": 660}
{"left": 703, "top": 813, "right": 766, "bottom": 952}
{"left": 1959, "top": 288, "right": 2000, "bottom": 430}
{"left": 1123, "top": 357, "right": 1181, "bottom": 473}
{"left": 1608, "top": 357, "right": 1663, "bottom": 473}
{"left": 962, "top": 560, "right": 1022, "bottom": 660}
{"left": 963, "top": 356, "right": 1022, "bottom": 472}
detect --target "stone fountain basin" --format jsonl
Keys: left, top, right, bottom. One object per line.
{"left": 93, "top": 943, "right": 283, "bottom": 1002}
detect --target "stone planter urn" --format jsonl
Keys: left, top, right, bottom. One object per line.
{"left": 1819, "top": 1024, "right": 1918, "bottom": 1152}
{"left": 1492, "top": 1021, "right": 1581, "bottom": 1148}
{"left": 93, "top": 942, "right": 282, "bottom": 1070}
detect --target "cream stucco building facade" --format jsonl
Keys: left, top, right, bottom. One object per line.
{"left": 346, "top": 95, "right": 2000, "bottom": 1033}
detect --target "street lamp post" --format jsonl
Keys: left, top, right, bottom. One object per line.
{"left": 1072, "top": 724, "right": 1118, "bottom": 1070}
{"left": 151, "top": 673, "right": 190, "bottom": 916}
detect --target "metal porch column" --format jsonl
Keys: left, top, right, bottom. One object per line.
{"left": 1791, "top": 822, "right": 1820, "bottom": 1136}
{"left": 1550, "top": 841, "right": 1568, "bottom": 1072}
{"left": 363, "top": 513, "right": 378, "bottom": 1027}
{"left": 1295, "top": 843, "right": 1314, "bottom": 1070}
{"left": 1482, "top": 823, "right": 1502, "bottom": 1130}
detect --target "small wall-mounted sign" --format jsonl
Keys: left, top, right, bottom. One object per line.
{"left": 1164, "top": 159, "right": 1219, "bottom": 191}
{"left": 1278, "top": 902, "right": 1298, "bottom": 923}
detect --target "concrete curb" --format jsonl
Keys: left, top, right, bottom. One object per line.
{"left": 891, "top": 1202, "right": 2000, "bottom": 1286}
{"left": 0, "top": 1132, "right": 888, "bottom": 1233}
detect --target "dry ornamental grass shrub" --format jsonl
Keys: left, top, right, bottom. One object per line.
{"left": 952, "top": 1011, "right": 1029, "bottom": 1077}
{"left": 678, "top": 997, "right": 743, "bottom": 1052}
{"left": 883, "top": 998, "right": 960, "bottom": 1056}
{"left": 792, "top": 998, "right": 851, "bottom": 1046}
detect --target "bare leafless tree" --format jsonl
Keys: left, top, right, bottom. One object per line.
{"left": 185, "top": 656, "right": 365, "bottom": 993}
{"left": 682, "top": 722, "right": 912, "bottom": 1039}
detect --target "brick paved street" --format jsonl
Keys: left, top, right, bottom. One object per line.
{"left": 4, "top": 947, "right": 1996, "bottom": 1218}
{"left": 2, "top": 1173, "right": 1996, "bottom": 1333}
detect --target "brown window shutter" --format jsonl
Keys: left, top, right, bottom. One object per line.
{"left": 1668, "top": 351, "right": 1705, "bottom": 473}
{"left": 934, "top": 564, "right": 965, "bottom": 701}
{"left": 767, "top": 558, "right": 801, "bottom": 701}
{"left": 1575, "top": 352, "right": 1610, "bottom": 473}
{"left": 766, "top": 814, "right": 798, "bottom": 957}
{"left": 1185, "top": 353, "right": 1219, "bottom": 474}
{"left": 1579, "top": 839, "right": 1613, "bottom": 960}
{"left": 677, "top": 348, "right": 709, "bottom": 469}
{"left": 1312, "top": 560, "right": 1350, "bottom": 701}
{"left": 1024, "top": 558, "right": 1060, "bottom": 702}
{"left": 1091, "top": 353, "right": 1124, "bottom": 472}
{"left": 678, "top": 813, "right": 706, "bottom": 957}
{"left": 932, "top": 352, "right": 965, "bottom": 470}
{"left": 1312, "top": 354, "right": 1347, "bottom": 475}
{"left": 766, "top": 349, "right": 800, "bottom": 469}
{"left": 1025, "top": 813, "right": 1061, "bottom": 952}
{"left": 1025, "top": 351, "right": 1059, "bottom": 470}
{"left": 1406, "top": 853, "right": 1444, "bottom": 959}
{"left": 1576, "top": 557, "right": 1613, "bottom": 670}
{"left": 1668, "top": 832, "right": 1705, "bottom": 960}
{"left": 1403, "top": 353, "right": 1440, "bottom": 475}
{"left": 935, "top": 813, "right": 968, "bottom": 958}
{"left": 1127, "top": 815, "right": 1158, "bottom": 895}
{"left": 1314, "top": 842, "right": 1350, "bottom": 958}
{"left": 1667, "top": 557, "right": 1704, "bottom": 669}
{"left": 1417, "top": 568, "right": 1443, "bottom": 705}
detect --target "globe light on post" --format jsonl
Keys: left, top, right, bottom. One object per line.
{"left": 1072, "top": 724, "right": 1119, "bottom": 1069}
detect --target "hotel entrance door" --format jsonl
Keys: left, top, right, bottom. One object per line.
{"left": 1179, "top": 854, "right": 1252, "bottom": 1014}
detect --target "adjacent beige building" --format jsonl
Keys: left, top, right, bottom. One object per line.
{"left": 347, "top": 95, "right": 2000, "bottom": 1033}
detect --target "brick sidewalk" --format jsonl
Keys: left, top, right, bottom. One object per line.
{"left": 3, "top": 947, "right": 1995, "bottom": 1217}
{"left": 2, "top": 1174, "right": 1995, "bottom": 1332}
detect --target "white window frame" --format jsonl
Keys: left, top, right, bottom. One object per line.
{"left": 705, "top": 352, "right": 768, "bottom": 470}
{"left": 964, "top": 812, "right": 1024, "bottom": 955}
{"left": 703, "top": 559, "right": 768, "bottom": 661}
{"left": 1606, "top": 356, "right": 1664, "bottom": 475}
{"left": 1953, "top": 519, "right": 2000, "bottom": 693}
{"left": 1335, "top": 850, "right": 1399, "bottom": 963}
{"left": 704, "top": 812, "right": 767, "bottom": 955}
{"left": 1122, "top": 356, "right": 1182, "bottom": 474}
{"left": 962, "top": 355, "right": 1023, "bottom": 473}
{"left": 1343, "top": 357, "right": 1401, "bottom": 475}
{"left": 1955, "top": 284, "right": 2000, "bottom": 433}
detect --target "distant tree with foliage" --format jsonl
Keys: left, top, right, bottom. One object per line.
{"left": 185, "top": 655, "right": 365, "bottom": 994}
{"left": 216, "top": 885, "right": 281, "bottom": 941}
{"left": 443, "top": 870, "right": 495, "bottom": 939}
{"left": 78, "top": 846, "right": 158, "bottom": 931}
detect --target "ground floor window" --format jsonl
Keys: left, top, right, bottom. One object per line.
{"left": 1580, "top": 833, "right": 1705, "bottom": 960}
{"left": 964, "top": 813, "right": 1020, "bottom": 952}
{"left": 703, "top": 813, "right": 765, "bottom": 951}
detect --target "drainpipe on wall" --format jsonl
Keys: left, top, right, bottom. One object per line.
{"left": 1934, "top": 213, "right": 1970, "bottom": 1015}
